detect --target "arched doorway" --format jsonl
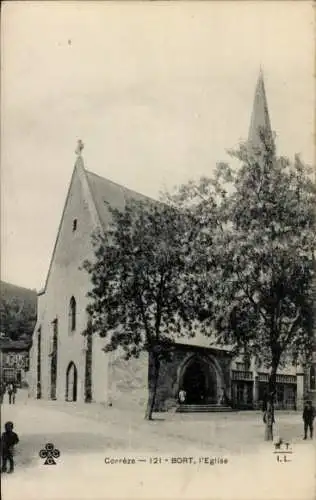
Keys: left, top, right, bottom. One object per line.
{"left": 66, "top": 362, "right": 78, "bottom": 402}
{"left": 180, "top": 355, "right": 218, "bottom": 404}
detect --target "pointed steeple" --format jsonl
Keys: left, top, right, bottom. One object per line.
{"left": 248, "top": 69, "right": 273, "bottom": 150}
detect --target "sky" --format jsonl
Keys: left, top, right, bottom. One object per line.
{"left": 1, "top": 1, "right": 314, "bottom": 291}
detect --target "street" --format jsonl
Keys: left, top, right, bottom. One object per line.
{"left": 1, "top": 392, "right": 315, "bottom": 500}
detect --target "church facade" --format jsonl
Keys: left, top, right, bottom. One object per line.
{"left": 29, "top": 73, "right": 314, "bottom": 411}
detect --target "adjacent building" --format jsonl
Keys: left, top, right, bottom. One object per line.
{"left": 0, "top": 339, "right": 30, "bottom": 387}
{"left": 0, "top": 281, "right": 36, "bottom": 387}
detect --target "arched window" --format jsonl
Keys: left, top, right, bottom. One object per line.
{"left": 310, "top": 365, "right": 316, "bottom": 391}
{"left": 69, "top": 297, "right": 76, "bottom": 333}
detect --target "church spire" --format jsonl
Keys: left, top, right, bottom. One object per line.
{"left": 248, "top": 69, "right": 273, "bottom": 150}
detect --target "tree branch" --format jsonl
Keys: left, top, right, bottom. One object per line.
{"left": 135, "top": 285, "right": 151, "bottom": 341}
{"left": 281, "top": 308, "right": 301, "bottom": 347}
{"left": 236, "top": 270, "right": 269, "bottom": 324}
{"left": 155, "top": 272, "right": 166, "bottom": 338}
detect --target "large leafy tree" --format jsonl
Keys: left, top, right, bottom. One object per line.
{"left": 83, "top": 199, "right": 204, "bottom": 420}
{"left": 171, "top": 129, "right": 315, "bottom": 439}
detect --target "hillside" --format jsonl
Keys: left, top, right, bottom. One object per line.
{"left": 0, "top": 281, "right": 37, "bottom": 343}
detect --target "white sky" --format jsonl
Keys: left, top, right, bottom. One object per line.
{"left": 1, "top": 1, "right": 314, "bottom": 291}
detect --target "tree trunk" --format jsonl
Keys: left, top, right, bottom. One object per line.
{"left": 263, "top": 366, "right": 277, "bottom": 441}
{"left": 264, "top": 401, "right": 274, "bottom": 441}
{"left": 145, "top": 352, "right": 160, "bottom": 420}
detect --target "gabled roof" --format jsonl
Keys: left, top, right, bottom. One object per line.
{"left": 40, "top": 156, "right": 154, "bottom": 294}
{"left": 85, "top": 170, "right": 153, "bottom": 230}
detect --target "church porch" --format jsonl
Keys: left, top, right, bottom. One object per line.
{"left": 151, "top": 344, "right": 233, "bottom": 412}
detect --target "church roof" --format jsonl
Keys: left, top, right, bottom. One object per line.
{"left": 39, "top": 158, "right": 155, "bottom": 295}
{"left": 248, "top": 69, "right": 273, "bottom": 150}
{"left": 85, "top": 170, "right": 153, "bottom": 230}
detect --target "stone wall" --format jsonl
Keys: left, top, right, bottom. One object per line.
{"left": 108, "top": 350, "right": 148, "bottom": 411}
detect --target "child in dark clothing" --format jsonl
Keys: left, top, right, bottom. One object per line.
{"left": 303, "top": 400, "right": 315, "bottom": 440}
{"left": 1, "top": 422, "right": 19, "bottom": 473}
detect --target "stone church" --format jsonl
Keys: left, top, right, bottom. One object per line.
{"left": 29, "top": 72, "right": 315, "bottom": 411}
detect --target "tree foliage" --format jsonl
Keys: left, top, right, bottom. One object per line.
{"left": 170, "top": 128, "right": 315, "bottom": 409}
{"left": 0, "top": 295, "right": 36, "bottom": 343}
{"left": 83, "top": 199, "right": 205, "bottom": 418}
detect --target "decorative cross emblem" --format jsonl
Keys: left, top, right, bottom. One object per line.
{"left": 75, "top": 139, "right": 84, "bottom": 156}
{"left": 39, "top": 443, "right": 60, "bottom": 465}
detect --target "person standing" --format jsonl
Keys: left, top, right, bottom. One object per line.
{"left": 11, "top": 383, "right": 17, "bottom": 404}
{"left": 0, "top": 382, "right": 5, "bottom": 404}
{"left": 178, "top": 388, "right": 187, "bottom": 405}
{"left": 7, "top": 383, "right": 13, "bottom": 404}
{"left": 1, "top": 421, "right": 19, "bottom": 473}
{"left": 219, "top": 387, "right": 227, "bottom": 405}
{"left": 303, "top": 400, "right": 315, "bottom": 440}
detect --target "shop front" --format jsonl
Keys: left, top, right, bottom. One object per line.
{"left": 231, "top": 370, "right": 297, "bottom": 410}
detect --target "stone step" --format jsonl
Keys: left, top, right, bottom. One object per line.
{"left": 176, "top": 404, "right": 234, "bottom": 413}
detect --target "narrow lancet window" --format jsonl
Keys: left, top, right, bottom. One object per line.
{"left": 69, "top": 296, "right": 76, "bottom": 332}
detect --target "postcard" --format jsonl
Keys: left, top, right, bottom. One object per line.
{"left": 1, "top": 2, "right": 315, "bottom": 500}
